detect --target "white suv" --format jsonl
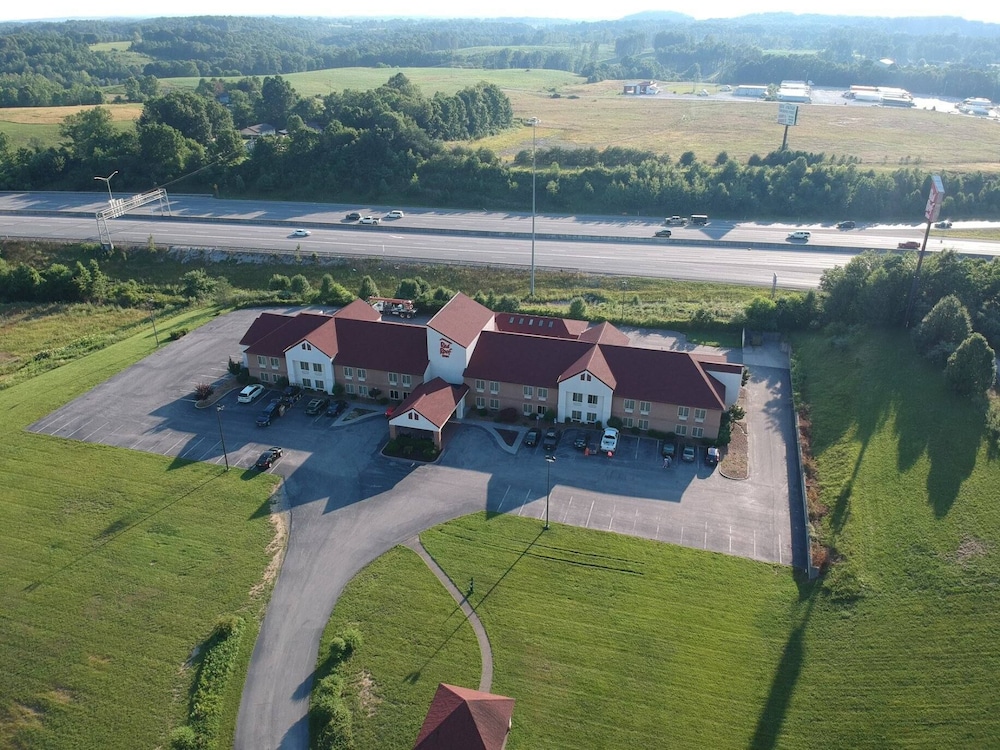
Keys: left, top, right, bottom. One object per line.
{"left": 600, "top": 427, "right": 620, "bottom": 455}
{"left": 238, "top": 384, "right": 264, "bottom": 403}
{"left": 787, "top": 230, "right": 811, "bottom": 240}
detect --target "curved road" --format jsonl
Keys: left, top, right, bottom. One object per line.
{"left": 1, "top": 191, "right": 997, "bottom": 291}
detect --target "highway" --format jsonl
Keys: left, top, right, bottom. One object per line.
{"left": 1, "top": 191, "right": 996, "bottom": 289}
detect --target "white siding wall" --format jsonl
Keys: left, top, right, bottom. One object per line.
{"left": 557, "top": 372, "right": 614, "bottom": 424}
{"left": 390, "top": 410, "right": 438, "bottom": 431}
{"left": 708, "top": 371, "right": 742, "bottom": 408}
{"left": 283, "top": 341, "right": 334, "bottom": 393}
{"left": 427, "top": 331, "right": 475, "bottom": 385}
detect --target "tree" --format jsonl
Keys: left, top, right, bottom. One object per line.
{"left": 569, "top": 297, "right": 587, "bottom": 319}
{"left": 268, "top": 274, "right": 291, "bottom": 291}
{"left": 181, "top": 269, "right": 216, "bottom": 298}
{"left": 914, "top": 294, "right": 972, "bottom": 366}
{"left": 289, "top": 274, "right": 311, "bottom": 296}
{"left": 358, "top": 275, "right": 379, "bottom": 300}
{"left": 945, "top": 333, "right": 997, "bottom": 396}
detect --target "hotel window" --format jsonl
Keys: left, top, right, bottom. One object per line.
{"left": 678, "top": 406, "right": 690, "bottom": 420}
{"left": 408, "top": 412, "right": 418, "bottom": 421}
{"left": 476, "top": 396, "right": 485, "bottom": 409}
{"left": 640, "top": 401, "right": 651, "bottom": 415}
{"left": 523, "top": 386, "right": 533, "bottom": 399}
{"left": 536, "top": 405, "right": 546, "bottom": 415}
{"left": 345, "top": 383, "right": 355, "bottom": 395}
{"left": 692, "top": 427, "right": 704, "bottom": 438}
{"left": 490, "top": 381, "right": 499, "bottom": 394}
{"left": 312, "top": 363, "right": 322, "bottom": 372}
{"left": 344, "top": 366, "right": 354, "bottom": 380}
{"left": 302, "top": 378, "right": 312, "bottom": 388}
{"left": 260, "top": 372, "right": 269, "bottom": 382}
{"left": 624, "top": 399, "right": 635, "bottom": 413}
{"left": 694, "top": 408, "right": 706, "bottom": 423}
{"left": 572, "top": 393, "right": 583, "bottom": 403}
{"left": 315, "top": 380, "right": 325, "bottom": 391}
{"left": 537, "top": 388, "right": 548, "bottom": 401}
{"left": 357, "top": 368, "right": 367, "bottom": 382}
{"left": 587, "top": 412, "right": 597, "bottom": 423}
{"left": 402, "top": 374, "right": 412, "bottom": 388}
{"left": 390, "top": 390, "right": 400, "bottom": 400}
{"left": 299, "top": 361, "right": 309, "bottom": 371}
{"left": 676, "top": 425, "right": 687, "bottom": 436}
{"left": 257, "top": 355, "right": 266, "bottom": 368}
{"left": 587, "top": 394, "right": 598, "bottom": 405}
{"left": 571, "top": 410, "right": 582, "bottom": 421}
{"left": 638, "top": 419, "right": 649, "bottom": 431}
{"left": 475, "top": 379, "right": 485, "bottom": 392}
{"left": 489, "top": 398, "right": 500, "bottom": 410}
{"left": 270, "top": 357, "right": 280, "bottom": 369}
{"left": 359, "top": 385, "right": 369, "bottom": 398}
{"left": 301, "top": 342, "right": 312, "bottom": 351}
{"left": 388, "top": 372, "right": 398, "bottom": 386}
{"left": 523, "top": 403, "right": 533, "bottom": 416}
{"left": 623, "top": 417, "right": 634, "bottom": 428}
{"left": 580, "top": 373, "right": 592, "bottom": 382}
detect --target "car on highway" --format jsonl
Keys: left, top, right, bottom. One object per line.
{"left": 305, "top": 397, "right": 330, "bottom": 416}
{"left": 281, "top": 385, "right": 302, "bottom": 405}
{"left": 934, "top": 220, "right": 952, "bottom": 229}
{"left": 787, "top": 230, "right": 811, "bottom": 241}
{"left": 290, "top": 229, "right": 310, "bottom": 237}
{"left": 665, "top": 215, "right": 686, "bottom": 226}
{"left": 836, "top": 220, "right": 856, "bottom": 229}
{"left": 681, "top": 444, "right": 697, "bottom": 462}
{"left": 254, "top": 446, "right": 283, "bottom": 470}
{"left": 524, "top": 428, "right": 540, "bottom": 447}
{"left": 238, "top": 384, "right": 265, "bottom": 403}
{"left": 654, "top": 229, "right": 672, "bottom": 238}
{"left": 386, "top": 210, "right": 405, "bottom": 218}
{"left": 359, "top": 216, "right": 380, "bottom": 225}
{"left": 256, "top": 399, "right": 286, "bottom": 427}
{"left": 326, "top": 399, "right": 348, "bottom": 418}
{"left": 600, "top": 427, "right": 620, "bottom": 455}
{"left": 542, "top": 428, "right": 561, "bottom": 452}
{"left": 345, "top": 212, "right": 361, "bottom": 221}
{"left": 898, "top": 240, "right": 921, "bottom": 249}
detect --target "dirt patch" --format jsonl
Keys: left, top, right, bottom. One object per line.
{"left": 46, "top": 688, "right": 74, "bottom": 705}
{"left": 87, "top": 654, "right": 110, "bottom": 669}
{"left": 353, "top": 669, "right": 382, "bottom": 718}
{"left": 720, "top": 420, "right": 749, "bottom": 479}
{"left": 954, "top": 536, "right": 990, "bottom": 564}
{"left": 250, "top": 486, "right": 289, "bottom": 600}
{"left": 495, "top": 429, "right": 518, "bottom": 447}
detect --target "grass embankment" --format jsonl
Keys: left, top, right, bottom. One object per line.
{"left": 317, "top": 328, "right": 1000, "bottom": 749}
{"left": 0, "top": 306, "right": 279, "bottom": 749}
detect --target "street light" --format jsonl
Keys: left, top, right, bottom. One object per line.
{"left": 544, "top": 454, "right": 556, "bottom": 530}
{"left": 528, "top": 118, "right": 539, "bottom": 297}
{"left": 94, "top": 170, "right": 118, "bottom": 202}
{"left": 216, "top": 405, "right": 230, "bottom": 471}
{"left": 148, "top": 298, "right": 159, "bottom": 347}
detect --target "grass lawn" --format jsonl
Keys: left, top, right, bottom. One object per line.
{"left": 0, "top": 306, "right": 279, "bottom": 749}
{"left": 316, "top": 328, "right": 1000, "bottom": 749}
{"left": 0, "top": 103, "right": 141, "bottom": 149}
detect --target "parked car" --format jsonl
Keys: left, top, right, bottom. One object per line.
{"left": 600, "top": 427, "right": 620, "bottom": 455}
{"left": 238, "top": 384, "right": 265, "bottom": 404}
{"left": 836, "top": 220, "right": 856, "bottom": 229}
{"left": 787, "top": 230, "right": 811, "bottom": 241}
{"left": 359, "top": 216, "right": 380, "bottom": 225}
{"left": 681, "top": 444, "right": 697, "bottom": 462}
{"left": 573, "top": 431, "right": 590, "bottom": 450}
{"left": 898, "top": 240, "right": 921, "bottom": 249}
{"left": 254, "top": 446, "right": 283, "bottom": 470}
{"left": 291, "top": 229, "right": 310, "bottom": 237}
{"left": 661, "top": 440, "right": 677, "bottom": 459}
{"left": 706, "top": 446, "right": 721, "bottom": 465}
{"left": 345, "top": 212, "right": 361, "bottom": 221}
{"left": 542, "top": 428, "right": 561, "bottom": 452}
{"left": 326, "top": 399, "right": 348, "bottom": 418}
{"left": 384, "top": 405, "right": 396, "bottom": 418}
{"left": 524, "top": 428, "right": 540, "bottom": 447}
{"left": 934, "top": 220, "right": 952, "bottom": 229}
{"left": 386, "top": 209, "right": 405, "bottom": 218}
{"left": 256, "top": 399, "right": 286, "bottom": 427}
{"left": 281, "top": 385, "right": 302, "bottom": 405}
{"left": 654, "top": 229, "right": 672, "bottom": 238}
{"left": 305, "top": 397, "right": 330, "bottom": 416}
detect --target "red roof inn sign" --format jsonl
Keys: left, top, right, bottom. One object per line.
{"left": 925, "top": 174, "right": 945, "bottom": 222}
{"left": 439, "top": 338, "right": 452, "bottom": 358}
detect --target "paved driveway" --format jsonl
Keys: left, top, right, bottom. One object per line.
{"left": 28, "top": 312, "right": 802, "bottom": 749}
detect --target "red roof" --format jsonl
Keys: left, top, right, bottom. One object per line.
{"left": 335, "top": 298, "right": 382, "bottom": 322}
{"left": 579, "top": 321, "right": 630, "bottom": 346}
{"left": 414, "top": 683, "right": 514, "bottom": 750}
{"left": 559, "top": 344, "right": 616, "bottom": 390}
{"left": 493, "top": 313, "right": 587, "bottom": 339}
{"left": 240, "top": 312, "right": 332, "bottom": 359}
{"left": 333, "top": 317, "right": 428, "bottom": 374}
{"left": 391, "top": 378, "right": 469, "bottom": 429}
{"left": 428, "top": 293, "right": 494, "bottom": 347}
{"left": 465, "top": 331, "right": 593, "bottom": 388}
{"left": 600, "top": 344, "right": 726, "bottom": 409}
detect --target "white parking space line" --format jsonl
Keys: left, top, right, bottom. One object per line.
{"left": 730, "top": 525, "right": 733, "bottom": 553}
{"left": 778, "top": 534, "right": 782, "bottom": 564}
{"left": 753, "top": 529, "right": 757, "bottom": 559}
{"left": 561, "top": 496, "right": 573, "bottom": 522}
{"left": 680, "top": 526, "right": 684, "bottom": 545}
{"left": 165, "top": 435, "right": 190, "bottom": 456}
{"left": 80, "top": 421, "right": 112, "bottom": 442}
{"left": 496, "top": 486, "right": 510, "bottom": 513}
{"left": 704, "top": 521, "right": 708, "bottom": 549}
{"left": 585, "top": 500, "right": 594, "bottom": 528}
{"left": 180, "top": 436, "right": 206, "bottom": 458}
{"left": 608, "top": 503, "right": 616, "bottom": 530}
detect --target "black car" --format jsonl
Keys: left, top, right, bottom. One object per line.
{"left": 256, "top": 399, "right": 286, "bottom": 427}
{"left": 654, "top": 228, "right": 672, "bottom": 238}
{"left": 345, "top": 211, "right": 361, "bottom": 221}
{"left": 305, "top": 397, "right": 330, "bottom": 416}
{"left": 836, "top": 220, "right": 856, "bottom": 229}
{"left": 934, "top": 220, "right": 952, "bottom": 229}
{"left": 542, "top": 428, "right": 560, "bottom": 452}
{"left": 281, "top": 385, "right": 302, "bottom": 405}
{"left": 524, "top": 428, "right": 540, "bottom": 447}
{"left": 573, "top": 431, "right": 590, "bottom": 450}
{"left": 326, "top": 399, "right": 348, "bottom": 418}
{"left": 255, "top": 446, "right": 283, "bottom": 470}
{"left": 662, "top": 440, "right": 677, "bottom": 459}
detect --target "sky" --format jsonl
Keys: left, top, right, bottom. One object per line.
{"left": 1, "top": 1, "right": 997, "bottom": 24}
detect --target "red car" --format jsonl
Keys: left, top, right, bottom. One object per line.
{"left": 898, "top": 240, "right": 920, "bottom": 250}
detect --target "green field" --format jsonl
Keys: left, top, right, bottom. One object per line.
{"left": 319, "top": 328, "right": 1000, "bottom": 748}
{"left": 0, "top": 306, "right": 279, "bottom": 749}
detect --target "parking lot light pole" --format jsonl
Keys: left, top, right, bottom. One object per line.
{"left": 216, "top": 404, "right": 230, "bottom": 471}
{"left": 148, "top": 298, "right": 159, "bottom": 347}
{"left": 544, "top": 454, "right": 556, "bottom": 530}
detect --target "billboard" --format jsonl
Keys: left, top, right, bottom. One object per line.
{"left": 777, "top": 103, "right": 799, "bottom": 126}
{"left": 924, "top": 174, "right": 945, "bottom": 222}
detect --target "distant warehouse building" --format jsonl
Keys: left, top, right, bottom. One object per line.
{"left": 735, "top": 85, "right": 768, "bottom": 97}
{"left": 777, "top": 81, "right": 811, "bottom": 103}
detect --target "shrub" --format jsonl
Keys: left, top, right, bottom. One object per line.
{"left": 169, "top": 726, "right": 198, "bottom": 750}
{"left": 498, "top": 407, "right": 519, "bottom": 423}
{"left": 986, "top": 397, "right": 1000, "bottom": 448}
{"left": 729, "top": 404, "right": 746, "bottom": 422}
{"left": 194, "top": 383, "right": 214, "bottom": 401}
{"left": 945, "top": 333, "right": 997, "bottom": 396}
{"left": 568, "top": 296, "right": 587, "bottom": 319}
{"left": 607, "top": 415, "right": 623, "bottom": 429}
{"left": 227, "top": 357, "right": 242, "bottom": 376}
{"left": 168, "top": 328, "right": 188, "bottom": 341}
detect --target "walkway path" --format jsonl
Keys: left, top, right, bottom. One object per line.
{"left": 402, "top": 536, "right": 493, "bottom": 692}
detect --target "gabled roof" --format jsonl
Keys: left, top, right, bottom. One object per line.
{"left": 428, "top": 293, "right": 494, "bottom": 347}
{"left": 599, "top": 345, "right": 727, "bottom": 409}
{"left": 335, "top": 298, "right": 382, "bottom": 322}
{"left": 465, "top": 331, "right": 593, "bottom": 388}
{"left": 493, "top": 313, "right": 587, "bottom": 340}
{"left": 559, "top": 345, "right": 616, "bottom": 390}
{"left": 414, "top": 683, "right": 514, "bottom": 750}
{"left": 333, "top": 318, "right": 428, "bottom": 374}
{"left": 578, "top": 321, "right": 630, "bottom": 346}
{"left": 240, "top": 312, "right": 332, "bottom": 359}
{"left": 391, "top": 378, "right": 469, "bottom": 429}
